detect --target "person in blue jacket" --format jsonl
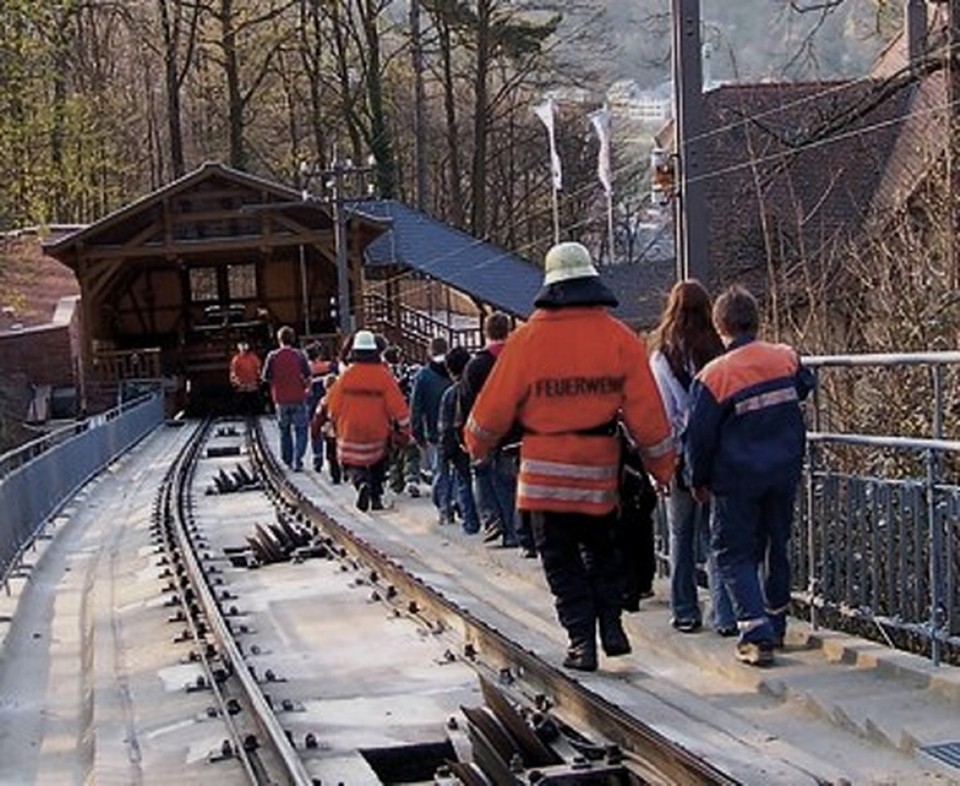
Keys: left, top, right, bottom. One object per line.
{"left": 685, "top": 285, "right": 814, "bottom": 667}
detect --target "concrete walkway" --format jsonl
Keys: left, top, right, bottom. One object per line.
{"left": 269, "top": 417, "right": 960, "bottom": 785}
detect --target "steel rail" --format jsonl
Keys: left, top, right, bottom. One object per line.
{"left": 169, "top": 419, "right": 314, "bottom": 786}
{"left": 251, "top": 422, "right": 739, "bottom": 786}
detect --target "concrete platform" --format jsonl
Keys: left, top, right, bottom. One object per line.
{"left": 265, "top": 417, "right": 960, "bottom": 785}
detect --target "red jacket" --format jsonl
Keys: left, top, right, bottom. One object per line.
{"left": 465, "top": 307, "right": 675, "bottom": 516}
{"left": 262, "top": 346, "right": 310, "bottom": 405}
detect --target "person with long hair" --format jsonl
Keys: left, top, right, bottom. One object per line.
{"left": 650, "top": 280, "right": 735, "bottom": 636}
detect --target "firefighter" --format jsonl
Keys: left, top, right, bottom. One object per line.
{"left": 327, "top": 330, "right": 411, "bottom": 511}
{"left": 465, "top": 242, "right": 676, "bottom": 672}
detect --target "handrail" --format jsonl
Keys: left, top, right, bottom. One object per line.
{"left": 803, "top": 350, "right": 960, "bottom": 367}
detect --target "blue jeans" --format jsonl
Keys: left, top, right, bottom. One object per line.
{"left": 277, "top": 402, "right": 308, "bottom": 469}
{"left": 425, "top": 442, "right": 453, "bottom": 518}
{"left": 667, "top": 481, "right": 735, "bottom": 629}
{"left": 711, "top": 483, "right": 795, "bottom": 644}
{"left": 473, "top": 450, "right": 518, "bottom": 546}
{"left": 450, "top": 455, "right": 480, "bottom": 534}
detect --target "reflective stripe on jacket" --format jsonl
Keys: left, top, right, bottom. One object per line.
{"left": 464, "top": 306, "right": 676, "bottom": 515}
{"left": 685, "top": 338, "right": 814, "bottom": 494}
{"left": 327, "top": 361, "right": 410, "bottom": 467}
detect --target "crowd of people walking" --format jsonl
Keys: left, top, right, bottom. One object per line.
{"left": 232, "top": 240, "right": 812, "bottom": 672}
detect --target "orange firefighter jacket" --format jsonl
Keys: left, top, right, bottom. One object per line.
{"left": 465, "top": 307, "right": 676, "bottom": 516}
{"left": 327, "top": 361, "right": 411, "bottom": 467}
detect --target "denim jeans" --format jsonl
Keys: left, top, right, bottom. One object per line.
{"left": 450, "top": 455, "right": 480, "bottom": 534}
{"left": 425, "top": 442, "right": 453, "bottom": 519}
{"left": 667, "top": 481, "right": 735, "bottom": 630}
{"left": 277, "top": 402, "right": 308, "bottom": 469}
{"left": 473, "top": 450, "right": 518, "bottom": 546}
{"left": 711, "top": 483, "right": 796, "bottom": 644}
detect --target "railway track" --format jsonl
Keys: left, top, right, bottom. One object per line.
{"left": 3, "top": 415, "right": 955, "bottom": 784}
{"left": 159, "top": 416, "right": 744, "bottom": 785}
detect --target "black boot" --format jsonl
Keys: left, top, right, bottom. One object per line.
{"left": 600, "top": 618, "right": 631, "bottom": 657}
{"left": 562, "top": 642, "right": 598, "bottom": 672}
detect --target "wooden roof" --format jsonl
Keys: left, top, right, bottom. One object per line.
{"left": 43, "top": 162, "right": 390, "bottom": 270}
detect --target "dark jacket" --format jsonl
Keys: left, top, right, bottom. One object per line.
{"left": 685, "top": 337, "right": 814, "bottom": 495}
{"left": 409, "top": 359, "right": 451, "bottom": 444}
{"left": 437, "top": 381, "right": 465, "bottom": 462}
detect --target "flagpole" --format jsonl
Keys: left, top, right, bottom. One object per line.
{"left": 551, "top": 187, "right": 560, "bottom": 245}
{"left": 606, "top": 193, "right": 615, "bottom": 265}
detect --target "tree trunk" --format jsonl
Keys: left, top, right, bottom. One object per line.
{"left": 219, "top": 0, "right": 245, "bottom": 170}
{"left": 470, "top": 0, "right": 491, "bottom": 237}
{"left": 158, "top": 0, "right": 185, "bottom": 178}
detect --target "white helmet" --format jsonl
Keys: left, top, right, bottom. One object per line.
{"left": 351, "top": 330, "right": 378, "bottom": 351}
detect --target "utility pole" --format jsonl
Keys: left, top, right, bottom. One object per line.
{"left": 301, "top": 155, "right": 376, "bottom": 336}
{"left": 943, "top": 0, "right": 960, "bottom": 289}
{"left": 672, "top": 0, "right": 710, "bottom": 284}
{"left": 410, "top": 0, "right": 427, "bottom": 210}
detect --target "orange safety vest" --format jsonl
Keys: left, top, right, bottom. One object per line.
{"left": 327, "top": 361, "right": 410, "bottom": 467}
{"left": 465, "top": 307, "right": 676, "bottom": 516}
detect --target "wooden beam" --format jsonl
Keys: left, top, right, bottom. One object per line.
{"left": 74, "top": 231, "right": 337, "bottom": 261}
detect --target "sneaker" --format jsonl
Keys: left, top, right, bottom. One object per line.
{"left": 483, "top": 525, "right": 503, "bottom": 543}
{"left": 672, "top": 618, "right": 702, "bottom": 634}
{"left": 356, "top": 483, "right": 371, "bottom": 512}
{"left": 716, "top": 626, "right": 738, "bottom": 638}
{"left": 735, "top": 640, "right": 775, "bottom": 667}
{"left": 406, "top": 483, "right": 421, "bottom": 498}
{"left": 520, "top": 547, "right": 538, "bottom": 559}
{"left": 371, "top": 496, "right": 385, "bottom": 511}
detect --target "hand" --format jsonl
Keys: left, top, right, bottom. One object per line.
{"left": 692, "top": 486, "right": 710, "bottom": 504}
{"left": 655, "top": 480, "right": 671, "bottom": 496}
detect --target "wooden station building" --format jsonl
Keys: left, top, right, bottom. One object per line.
{"left": 43, "top": 163, "right": 389, "bottom": 413}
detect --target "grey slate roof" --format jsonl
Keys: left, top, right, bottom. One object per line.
{"left": 354, "top": 200, "right": 543, "bottom": 318}
{"left": 601, "top": 256, "right": 677, "bottom": 329}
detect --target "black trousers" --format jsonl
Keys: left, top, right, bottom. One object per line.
{"left": 530, "top": 509, "right": 623, "bottom": 650}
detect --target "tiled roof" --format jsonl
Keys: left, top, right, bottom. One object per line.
{"left": 0, "top": 234, "right": 79, "bottom": 332}
{"left": 356, "top": 200, "right": 544, "bottom": 318}
{"left": 599, "top": 256, "right": 677, "bottom": 330}
{"left": 700, "top": 80, "right": 911, "bottom": 288}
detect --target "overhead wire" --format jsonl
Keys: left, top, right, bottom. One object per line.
{"left": 357, "top": 22, "right": 957, "bottom": 313}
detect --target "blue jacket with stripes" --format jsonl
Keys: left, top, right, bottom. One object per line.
{"left": 685, "top": 336, "right": 815, "bottom": 495}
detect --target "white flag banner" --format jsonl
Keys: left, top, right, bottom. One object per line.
{"left": 533, "top": 98, "right": 562, "bottom": 191}
{"left": 588, "top": 106, "right": 613, "bottom": 197}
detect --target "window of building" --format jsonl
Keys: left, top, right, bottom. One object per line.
{"left": 227, "top": 263, "right": 257, "bottom": 300}
{"left": 188, "top": 267, "right": 218, "bottom": 302}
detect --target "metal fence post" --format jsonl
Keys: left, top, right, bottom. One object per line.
{"left": 805, "top": 439, "right": 819, "bottom": 631}
{"left": 926, "top": 448, "right": 944, "bottom": 666}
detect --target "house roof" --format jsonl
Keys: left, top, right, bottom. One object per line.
{"left": 697, "top": 80, "right": 911, "bottom": 288}
{"left": 356, "top": 200, "right": 544, "bottom": 318}
{"left": 0, "top": 233, "right": 80, "bottom": 332}
{"left": 43, "top": 162, "right": 390, "bottom": 269}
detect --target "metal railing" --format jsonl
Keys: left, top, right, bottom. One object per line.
{"left": 363, "top": 292, "right": 484, "bottom": 360}
{"left": 0, "top": 393, "right": 165, "bottom": 586}
{"left": 796, "top": 352, "right": 960, "bottom": 665}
